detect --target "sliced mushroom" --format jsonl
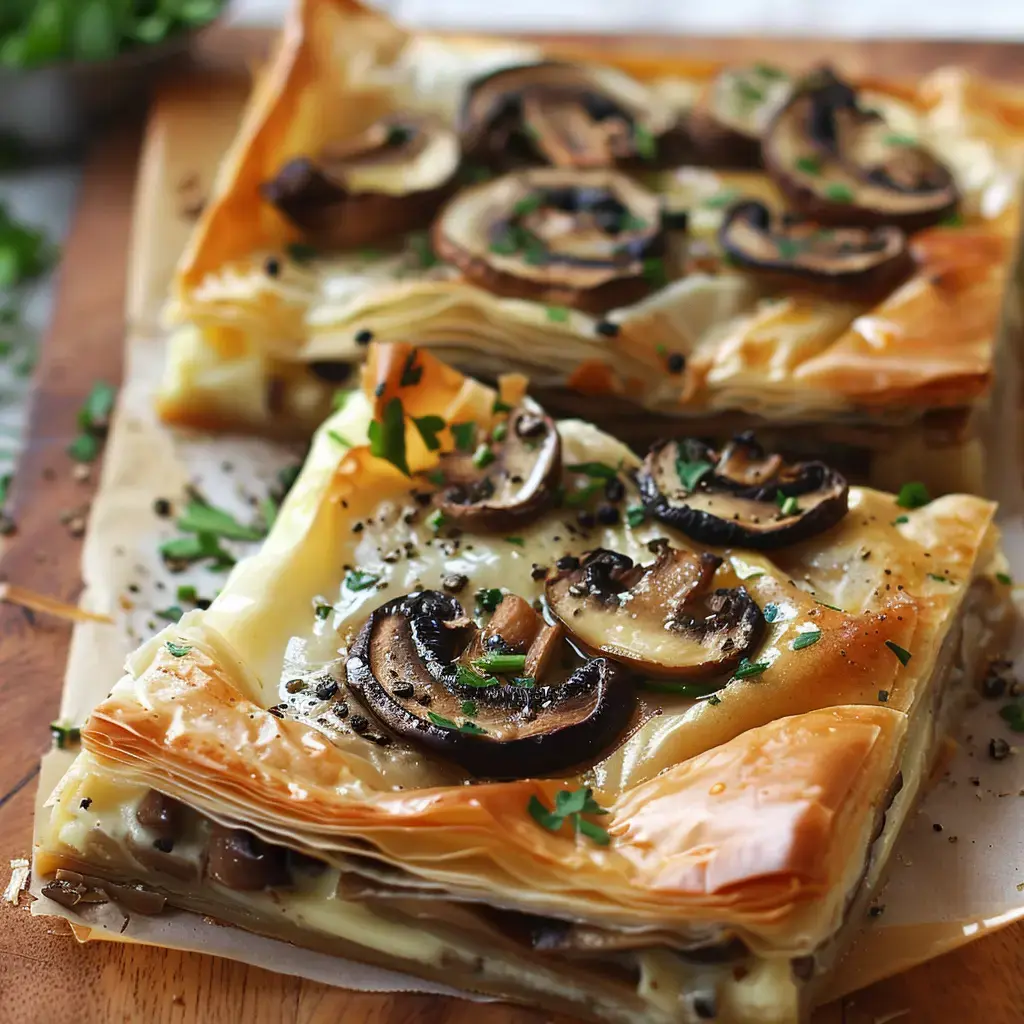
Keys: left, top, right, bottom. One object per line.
{"left": 433, "top": 167, "right": 669, "bottom": 313}
{"left": 206, "top": 825, "right": 291, "bottom": 891}
{"left": 461, "top": 61, "right": 686, "bottom": 170}
{"left": 763, "top": 67, "right": 958, "bottom": 231}
{"left": 688, "top": 64, "right": 792, "bottom": 167}
{"left": 261, "top": 113, "right": 460, "bottom": 249}
{"left": 547, "top": 547, "right": 763, "bottom": 679}
{"left": 345, "top": 590, "right": 634, "bottom": 778}
{"left": 135, "top": 790, "right": 184, "bottom": 848}
{"left": 720, "top": 199, "right": 913, "bottom": 299}
{"left": 435, "top": 400, "right": 561, "bottom": 533}
{"left": 638, "top": 434, "right": 849, "bottom": 549}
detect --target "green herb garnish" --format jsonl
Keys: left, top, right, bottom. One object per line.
{"left": 368, "top": 396, "right": 410, "bottom": 476}
{"left": 165, "top": 640, "right": 192, "bottom": 658}
{"left": 896, "top": 482, "right": 931, "bottom": 509}
{"left": 399, "top": 350, "right": 422, "bottom": 388}
{"left": 763, "top": 602, "right": 780, "bottom": 623}
{"left": 676, "top": 458, "right": 712, "bottom": 492}
{"left": 642, "top": 257, "right": 667, "bottom": 288}
{"left": 642, "top": 679, "right": 724, "bottom": 698}
{"left": 450, "top": 421, "right": 475, "bottom": 452}
{"left": 791, "top": 629, "right": 821, "bottom": 651}
{"left": 410, "top": 414, "right": 445, "bottom": 452}
{"left": 176, "top": 584, "right": 197, "bottom": 604}
{"left": 567, "top": 462, "right": 618, "bottom": 480}
{"left": 156, "top": 606, "right": 183, "bottom": 623}
{"left": 776, "top": 493, "right": 801, "bottom": 517}
{"left": 732, "top": 658, "right": 769, "bottom": 680}
{"left": 885, "top": 640, "right": 912, "bottom": 666}
{"left": 491, "top": 422, "right": 508, "bottom": 443}
{"left": 50, "top": 721, "right": 81, "bottom": 749}
{"left": 563, "top": 481, "right": 604, "bottom": 508}
{"left": 528, "top": 787, "right": 610, "bottom": 846}
{"left": 824, "top": 183, "right": 855, "bottom": 203}
{"left": 893, "top": 515, "right": 909, "bottom": 525}
{"left": 472, "top": 443, "right": 496, "bottom": 469}
{"left": 456, "top": 664, "right": 499, "bottom": 688}
{"left": 546, "top": 305, "right": 570, "bottom": 323}
{"left": 885, "top": 133, "right": 917, "bottom": 147}
{"left": 999, "top": 703, "right": 1024, "bottom": 732}
{"left": 344, "top": 570, "right": 379, "bottom": 592}
{"left": 997, "top": 572, "right": 1013, "bottom": 586}
{"left": 428, "top": 711, "right": 488, "bottom": 734}
{"left": 473, "top": 653, "right": 527, "bottom": 674}
{"left": 314, "top": 603, "right": 332, "bottom": 620}
{"left": 327, "top": 430, "right": 351, "bottom": 448}
{"left": 426, "top": 508, "right": 446, "bottom": 531}
{"left": 67, "top": 434, "right": 100, "bottom": 462}
{"left": 702, "top": 189, "right": 740, "bottom": 209}
{"left": 511, "top": 676, "right": 536, "bottom": 688}
{"left": 407, "top": 231, "right": 439, "bottom": 268}
{"left": 68, "top": 380, "right": 116, "bottom": 462}
{"left": 177, "top": 499, "right": 264, "bottom": 541}
{"left": 795, "top": 155, "right": 821, "bottom": 175}
{"left": 513, "top": 194, "right": 543, "bottom": 217}
{"left": 505, "top": 536, "right": 525, "bottom": 547}
{"left": 927, "top": 573, "right": 951, "bottom": 583}
{"left": 159, "top": 531, "right": 235, "bottom": 570}
{"left": 633, "top": 124, "right": 656, "bottom": 161}
{"left": 626, "top": 505, "right": 646, "bottom": 528}
{"left": 287, "top": 242, "right": 318, "bottom": 263}
{"left": 460, "top": 700, "right": 478, "bottom": 716}
{"left": 475, "top": 588, "right": 504, "bottom": 612}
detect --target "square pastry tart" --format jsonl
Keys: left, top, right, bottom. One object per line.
{"left": 37, "top": 345, "right": 1016, "bottom": 1024}
{"left": 160, "top": 0, "right": 1024, "bottom": 496}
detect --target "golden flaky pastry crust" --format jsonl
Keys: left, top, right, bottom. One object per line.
{"left": 159, "top": 0, "right": 1024, "bottom": 440}
{"left": 43, "top": 345, "right": 1012, "bottom": 964}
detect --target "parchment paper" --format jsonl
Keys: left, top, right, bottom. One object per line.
{"left": 29, "top": 68, "right": 1024, "bottom": 1006}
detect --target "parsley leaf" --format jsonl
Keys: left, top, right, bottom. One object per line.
{"left": 896, "top": 482, "right": 931, "bottom": 509}
{"left": 344, "top": 570, "right": 379, "bottom": 592}
{"left": 368, "top": 397, "right": 410, "bottom": 476}
{"left": 176, "top": 499, "right": 264, "bottom": 541}
{"left": 475, "top": 588, "right": 504, "bottom": 612}
{"left": 450, "top": 421, "right": 475, "bottom": 452}
{"left": 732, "top": 658, "right": 769, "bottom": 680}
{"left": 626, "top": 505, "right": 646, "bottom": 528}
{"left": 528, "top": 787, "right": 610, "bottom": 846}
{"left": 675, "top": 458, "right": 712, "bottom": 492}
{"left": 997, "top": 572, "right": 1013, "bottom": 586}
{"left": 165, "top": 640, "right": 192, "bottom": 658}
{"left": 399, "top": 350, "right": 422, "bottom": 387}
{"left": 885, "top": 640, "right": 912, "bottom": 666}
{"left": 567, "top": 462, "right": 619, "bottom": 480}
{"left": 159, "top": 531, "right": 236, "bottom": 570}
{"left": 412, "top": 415, "right": 445, "bottom": 452}
{"left": 791, "top": 629, "right": 821, "bottom": 651}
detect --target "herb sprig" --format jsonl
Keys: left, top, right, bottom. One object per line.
{"left": 528, "top": 787, "right": 610, "bottom": 846}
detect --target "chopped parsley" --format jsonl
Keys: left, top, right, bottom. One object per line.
{"left": 427, "top": 711, "right": 487, "bottom": 734}
{"left": 344, "top": 570, "right": 379, "bottom": 591}
{"left": 368, "top": 397, "right": 410, "bottom": 476}
{"left": 68, "top": 381, "right": 116, "bottom": 462}
{"left": 824, "top": 183, "right": 855, "bottom": 203}
{"left": 165, "top": 640, "right": 192, "bottom": 658}
{"left": 511, "top": 676, "right": 536, "bottom": 688}
{"left": 763, "top": 602, "right": 780, "bottom": 623}
{"left": 327, "top": 430, "right": 351, "bottom": 448}
{"left": 626, "top": 505, "right": 646, "bottom": 528}
{"left": 460, "top": 700, "right": 478, "bottom": 716}
{"left": 407, "top": 231, "right": 439, "bottom": 268}
{"left": 633, "top": 124, "right": 656, "bottom": 161}
{"left": 473, "top": 653, "right": 527, "bottom": 674}
{"left": 504, "top": 536, "right": 525, "bottom": 547}
{"left": 450, "top": 421, "right": 476, "bottom": 452}
{"left": 492, "top": 398, "right": 512, "bottom": 414}
{"left": 287, "top": 242, "right": 318, "bottom": 263}
{"left": 159, "top": 531, "right": 235, "bottom": 571}
{"left": 893, "top": 515, "right": 909, "bottom": 526}
{"left": 472, "top": 443, "right": 496, "bottom": 469}
{"left": 528, "top": 787, "right": 610, "bottom": 846}
{"left": 791, "top": 629, "right": 821, "bottom": 651}
{"left": 707, "top": 694, "right": 722, "bottom": 706}
{"left": 795, "top": 155, "right": 821, "bottom": 175}
{"left": 475, "top": 588, "right": 504, "bottom": 612}
{"left": 885, "top": 133, "right": 917, "bottom": 147}
{"left": 513, "top": 193, "right": 543, "bottom": 217}
{"left": 999, "top": 703, "right": 1024, "bottom": 732}
{"left": 676, "top": 458, "right": 712, "bottom": 492}
{"left": 50, "top": 721, "right": 81, "bottom": 749}
{"left": 156, "top": 606, "right": 183, "bottom": 623}
{"left": 567, "top": 462, "right": 618, "bottom": 480}
{"left": 940, "top": 211, "right": 964, "bottom": 228}
{"left": 412, "top": 414, "right": 445, "bottom": 452}
{"left": 563, "top": 480, "right": 604, "bottom": 508}
{"left": 641, "top": 679, "right": 723, "bottom": 698}
{"left": 702, "top": 189, "right": 740, "bottom": 209}
{"left": 176, "top": 584, "right": 197, "bottom": 603}
{"left": 314, "top": 603, "right": 333, "bottom": 620}
{"left": 732, "top": 658, "right": 769, "bottom": 680}
{"left": 927, "top": 573, "right": 951, "bottom": 584}
{"left": 458, "top": 720, "right": 488, "bottom": 735}
{"left": 885, "top": 640, "right": 912, "bottom": 667}
{"left": 426, "top": 508, "right": 446, "bottom": 531}
{"left": 491, "top": 422, "right": 508, "bottom": 443}
{"left": 642, "top": 257, "right": 667, "bottom": 288}
{"left": 546, "top": 305, "right": 570, "bottom": 323}
{"left": 997, "top": 572, "right": 1013, "bottom": 586}
{"left": 896, "top": 481, "right": 931, "bottom": 509}
{"left": 332, "top": 388, "right": 356, "bottom": 411}
{"left": 176, "top": 499, "right": 265, "bottom": 541}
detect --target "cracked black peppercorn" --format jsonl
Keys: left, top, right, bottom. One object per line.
{"left": 350, "top": 715, "right": 370, "bottom": 734}
{"left": 153, "top": 837, "right": 174, "bottom": 853}
{"left": 531, "top": 564, "right": 548, "bottom": 581}
{"left": 596, "top": 504, "right": 620, "bottom": 526}
{"left": 981, "top": 672, "right": 1007, "bottom": 699}
{"left": 153, "top": 498, "right": 172, "bottom": 517}
{"left": 666, "top": 351, "right": 686, "bottom": 374}
{"left": 442, "top": 573, "right": 468, "bottom": 593}
{"left": 989, "top": 737, "right": 1011, "bottom": 761}
{"left": 264, "top": 256, "right": 281, "bottom": 277}
{"left": 594, "top": 320, "right": 619, "bottom": 338}
{"left": 355, "top": 329, "right": 374, "bottom": 346}
{"left": 577, "top": 510, "right": 596, "bottom": 528}
{"left": 556, "top": 555, "right": 580, "bottom": 571}
{"left": 315, "top": 679, "right": 338, "bottom": 701}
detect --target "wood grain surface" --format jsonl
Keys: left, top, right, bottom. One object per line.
{"left": 2, "top": 26, "right": 1024, "bottom": 1024}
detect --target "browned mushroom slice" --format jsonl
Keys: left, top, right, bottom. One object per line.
{"left": 461, "top": 61, "right": 686, "bottom": 170}
{"left": 547, "top": 547, "right": 763, "bottom": 680}
{"left": 689, "top": 64, "right": 792, "bottom": 167}
{"left": 433, "top": 167, "right": 670, "bottom": 314}
{"left": 435, "top": 400, "right": 561, "bottom": 533}
{"left": 206, "top": 825, "right": 291, "bottom": 891}
{"left": 638, "top": 434, "right": 849, "bottom": 549}
{"left": 260, "top": 113, "right": 460, "bottom": 248}
{"left": 763, "top": 67, "right": 958, "bottom": 231}
{"left": 345, "top": 590, "right": 634, "bottom": 778}
{"left": 720, "top": 199, "right": 913, "bottom": 298}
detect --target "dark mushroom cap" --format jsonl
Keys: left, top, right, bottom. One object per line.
{"left": 720, "top": 199, "right": 913, "bottom": 299}
{"left": 206, "top": 825, "right": 291, "bottom": 891}
{"left": 547, "top": 547, "right": 764, "bottom": 679}
{"left": 345, "top": 589, "right": 635, "bottom": 778}
{"left": 688, "top": 63, "right": 792, "bottom": 168}
{"left": 432, "top": 167, "right": 669, "bottom": 314}
{"left": 460, "top": 61, "right": 686, "bottom": 170}
{"left": 638, "top": 434, "right": 849, "bottom": 550}
{"left": 763, "top": 67, "right": 958, "bottom": 232}
{"left": 436, "top": 400, "right": 561, "bottom": 533}
{"left": 260, "top": 113, "right": 460, "bottom": 248}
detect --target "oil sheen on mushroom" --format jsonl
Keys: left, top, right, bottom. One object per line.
{"left": 763, "top": 67, "right": 958, "bottom": 231}
{"left": 638, "top": 433, "right": 849, "bottom": 549}
{"left": 719, "top": 199, "right": 913, "bottom": 298}
{"left": 688, "top": 64, "right": 792, "bottom": 167}
{"left": 460, "top": 61, "right": 686, "bottom": 170}
{"left": 547, "top": 547, "right": 764, "bottom": 679}
{"left": 435, "top": 400, "right": 561, "bottom": 533}
{"left": 433, "top": 167, "right": 671, "bottom": 314}
{"left": 345, "top": 589, "right": 634, "bottom": 778}
{"left": 261, "top": 113, "right": 460, "bottom": 248}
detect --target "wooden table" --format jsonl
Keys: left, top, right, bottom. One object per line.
{"left": 2, "top": 28, "right": 1024, "bottom": 1024}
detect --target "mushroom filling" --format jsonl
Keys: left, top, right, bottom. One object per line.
{"left": 433, "top": 167, "right": 670, "bottom": 313}
{"left": 639, "top": 433, "right": 850, "bottom": 549}
{"left": 345, "top": 590, "right": 635, "bottom": 778}
{"left": 547, "top": 547, "right": 764, "bottom": 681}
{"left": 460, "top": 61, "right": 681, "bottom": 170}
{"left": 260, "top": 113, "right": 459, "bottom": 244}
{"left": 763, "top": 67, "right": 958, "bottom": 230}
{"left": 434, "top": 401, "right": 561, "bottom": 533}
{"left": 720, "top": 199, "right": 913, "bottom": 293}
{"left": 689, "top": 63, "right": 792, "bottom": 166}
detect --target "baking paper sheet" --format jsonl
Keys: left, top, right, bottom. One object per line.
{"left": 28, "top": 64, "right": 1024, "bottom": 1007}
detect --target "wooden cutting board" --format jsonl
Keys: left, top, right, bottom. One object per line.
{"left": 2, "top": 26, "right": 1024, "bottom": 1024}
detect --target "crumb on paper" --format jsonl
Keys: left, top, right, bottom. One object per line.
{"left": 3, "top": 857, "right": 30, "bottom": 904}
{"left": 1017, "top": 881, "right": 1024, "bottom": 892}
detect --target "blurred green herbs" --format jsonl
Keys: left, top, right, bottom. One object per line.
{"left": 0, "top": 0, "right": 225, "bottom": 69}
